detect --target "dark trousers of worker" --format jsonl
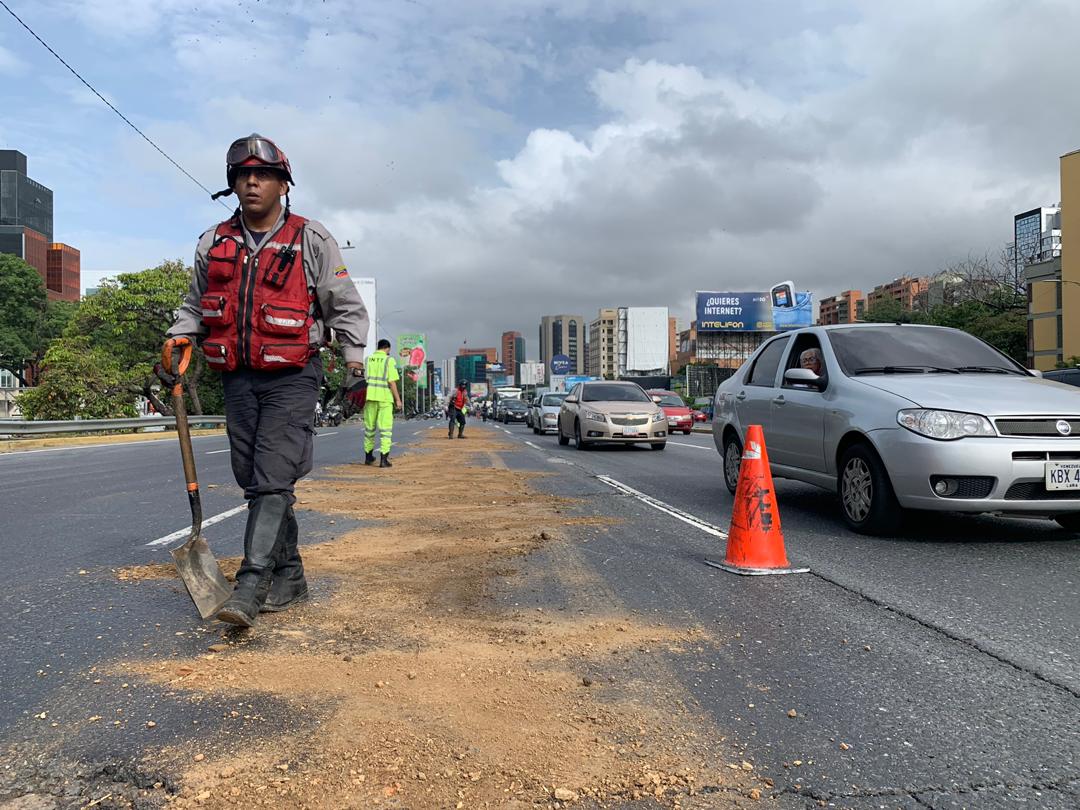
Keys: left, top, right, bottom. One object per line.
{"left": 218, "top": 357, "right": 321, "bottom": 620}
{"left": 448, "top": 406, "right": 466, "bottom": 437}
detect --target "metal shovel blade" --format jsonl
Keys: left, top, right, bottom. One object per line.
{"left": 172, "top": 533, "right": 233, "bottom": 620}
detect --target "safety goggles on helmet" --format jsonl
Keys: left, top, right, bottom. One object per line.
{"left": 226, "top": 135, "right": 284, "bottom": 169}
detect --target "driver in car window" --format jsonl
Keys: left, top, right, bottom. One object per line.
{"left": 800, "top": 348, "right": 823, "bottom": 375}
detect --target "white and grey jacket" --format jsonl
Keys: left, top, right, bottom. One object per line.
{"left": 167, "top": 209, "right": 369, "bottom": 364}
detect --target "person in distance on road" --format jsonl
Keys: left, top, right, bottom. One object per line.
{"left": 448, "top": 380, "right": 469, "bottom": 439}
{"left": 166, "top": 133, "right": 369, "bottom": 627}
{"left": 362, "top": 338, "right": 403, "bottom": 467}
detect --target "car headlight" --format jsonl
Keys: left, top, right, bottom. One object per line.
{"left": 582, "top": 409, "right": 605, "bottom": 422}
{"left": 651, "top": 411, "right": 665, "bottom": 423}
{"left": 896, "top": 409, "right": 995, "bottom": 440}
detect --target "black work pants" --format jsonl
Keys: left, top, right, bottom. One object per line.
{"left": 222, "top": 357, "right": 322, "bottom": 505}
{"left": 448, "top": 406, "right": 466, "bottom": 434}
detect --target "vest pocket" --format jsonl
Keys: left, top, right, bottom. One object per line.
{"left": 259, "top": 343, "right": 310, "bottom": 367}
{"left": 207, "top": 238, "right": 240, "bottom": 281}
{"left": 199, "top": 295, "right": 231, "bottom": 326}
{"left": 260, "top": 303, "right": 307, "bottom": 335}
{"left": 201, "top": 341, "right": 233, "bottom": 371}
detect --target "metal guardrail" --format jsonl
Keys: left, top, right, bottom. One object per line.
{"left": 0, "top": 416, "right": 227, "bottom": 436}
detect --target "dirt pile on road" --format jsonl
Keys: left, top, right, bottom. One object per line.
{"left": 123, "top": 430, "right": 750, "bottom": 808}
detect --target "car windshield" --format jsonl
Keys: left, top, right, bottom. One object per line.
{"left": 505, "top": 401, "right": 527, "bottom": 410}
{"left": 541, "top": 394, "right": 567, "bottom": 406}
{"left": 828, "top": 326, "right": 1027, "bottom": 376}
{"left": 654, "top": 394, "right": 684, "bottom": 407}
{"left": 581, "top": 384, "right": 651, "bottom": 402}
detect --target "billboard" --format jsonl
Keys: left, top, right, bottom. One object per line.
{"left": 519, "top": 362, "right": 545, "bottom": 385}
{"left": 432, "top": 368, "right": 443, "bottom": 397}
{"left": 550, "top": 354, "right": 571, "bottom": 375}
{"left": 469, "top": 383, "right": 488, "bottom": 399}
{"left": 625, "top": 306, "right": 669, "bottom": 372}
{"left": 696, "top": 290, "right": 813, "bottom": 332}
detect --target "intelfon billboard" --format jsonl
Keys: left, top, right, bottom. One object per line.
{"left": 696, "top": 283, "right": 812, "bottom": 332}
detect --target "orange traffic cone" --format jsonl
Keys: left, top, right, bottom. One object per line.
{"left": 706, "top": 425, "right": 808, "bottom": 576}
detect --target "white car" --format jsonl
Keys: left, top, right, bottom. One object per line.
{"left": 530, "top": 392, "right": 566, "bottom": 434}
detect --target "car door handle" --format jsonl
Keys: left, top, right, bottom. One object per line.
{"left": 772, "top": 395, "right": 786, "bottom": 405}
{"left": 735, "top": 391, "right": 747, "bottom": 401}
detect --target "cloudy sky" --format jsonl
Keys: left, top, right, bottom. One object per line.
{"left": 1, "top": 0, "right": 1076, "bottom": 360}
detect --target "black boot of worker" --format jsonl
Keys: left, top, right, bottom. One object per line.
{"left": 457, "top": 427, "right": 465, "bottom": 439}
{"left": 364, "top": 450, "right": 376, "bottom": 465}
{"left": 261, "top": 507, "right": 308, "bottom": 613}
{"left": 217, "top": 494, "right": 288, "bottom": 627}
{"left": 380, "top": 452, "right": 392, "bottom": 468}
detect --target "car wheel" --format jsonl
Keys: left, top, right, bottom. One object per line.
{"left": 557, "top": 423, "right": 569, "bottom": 446}
{"left": 574, "top": 420, "right": 590, "bottom": 450}
{"left": 1054, "top": 513, "right": 1080, "bottom": 532}
{"left": 838, "top": 443, "right": 901, "bottom": 535}
{"left": 722, "top": 433, "right": 743, "bottom": 495}
{"left": 650, "top": 442, "right": 666, "bottom": 451}
{"left": 683, "top": 429, "right": 692, "bottom": 435}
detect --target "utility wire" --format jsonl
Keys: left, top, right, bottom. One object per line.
{"left": 0, "top": 0, "right": 230, "bottom": 209}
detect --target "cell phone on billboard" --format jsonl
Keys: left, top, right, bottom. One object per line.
{"left": 770, "top": 281, "right": 796, "bottom": 309}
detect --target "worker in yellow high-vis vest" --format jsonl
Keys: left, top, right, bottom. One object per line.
{"left": 363, "top": 338, "right": 403, "bottom": 467}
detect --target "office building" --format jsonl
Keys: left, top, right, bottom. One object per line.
{"left": 46, "top": 243, "right": 80, "bottom": 302}
{"left": 539, "top": 314, "right": 585, "bottom": 376}
{"left": 500, "top": 331, "right": 525, "bottom": 382}
{"left": 0, "top": 150, "right": 53, "bottom": 240}
{"left": 818, "top": 290, "right": 866, "bottom": 324}
{"left": 454, "top": 353, "right": 488, "bottom": 386}
{"left": 458, "top": 346, "right": 498, "bottom": 363}
{"left": 867, "top": 276, "right": 929, "bottom": 311}
{"left": 0, "top": 224, "right": 48, "bottom": 279}
{"left": 1027, "top": 149, "right": 1079, "bottom": 369}
{"left": 588, "top": 308, "right": 617, "bottom": 380}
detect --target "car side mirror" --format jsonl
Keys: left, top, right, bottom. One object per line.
{"left": 1028, "top": 369, "right": 1044, "bottom": 378}
{"left": 651, "top": 395, "right": 662, "bottom": 403}
{"left": 565, "top": 396, "right": 578, "bottom": 403}
{"left": 784, "top": 367, "right": 823, "bottom": 388}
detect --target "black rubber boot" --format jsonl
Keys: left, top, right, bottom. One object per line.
{"left": 216, "top": 494, "right": 288, "bottom": 627}
{"left": 457, "top": 428, "right": 465, "bottom": 439}
{"left": 364, "top": 450, "right": 376, "bottom": 465}
{"left": 379, "top": 452, "right": 392, "bottom": 468}
{"left": 260, "top": 507, "right": 308, "bottom": 613}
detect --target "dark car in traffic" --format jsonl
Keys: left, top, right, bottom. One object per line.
{"left": 501, "top": 399, "right": 529, "bottom": 423}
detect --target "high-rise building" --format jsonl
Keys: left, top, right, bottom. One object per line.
{"left": 500, "top": 331, "right": 525, "bottom": 382}
{"left": 0, "top": 150, "right": 53, "bottom": 240}
{"left": 1026, "top": 149, "right": 1079, "bottom": 369}
{"left": 866, "top": 276, "right": 929, "bottom": 311}
{"left": 0, "top": 224, "right": 48, "bottom": 279}
{"left": 539, "top": 315, "right": 585, "bottom": 376}
{"left": 458, "top": 346, "right": 497, "bottom": 363}
{"left": 588, "top": 308, "right": 617, "bottom": 380}
{"left": 454, "top": 353, "right": 487, "bottom": 385}
{"left": 46, "top": 243, "right": 80, "bottom": 302}
{"left": 818, "top": 290, "right": 866, "bottom": 324}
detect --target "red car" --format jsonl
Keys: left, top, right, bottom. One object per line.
{"left": 648, "top": 390, "right": 693, "bottom": 435}
{"left": 692, "top": 409, "right": 707, "bottom": 422}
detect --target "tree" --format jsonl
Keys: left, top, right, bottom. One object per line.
{"left": 69, "top": 260, "right": 207, "bottom": 415}
{"left": 17, "top": 337, "right": 135, "bottom": 419}
{"left": 0, "top": 254, "right": 48, "bottom": 386}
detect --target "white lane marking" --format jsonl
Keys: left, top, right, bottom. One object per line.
{"left": 667, "top": 441, "right": 712, "bottom": 451}
{"left": 317, "top": 431, "right": 338, "bottom": 437}
{"left": 206, "top": 448, "right": 230, "bottom": 455}
{"left": 524, "top": 441, "right": 541, "bottom": 450}
{"left": 502, "top": 429, "right": 512, "bottom": 435}
{"left": 596, "top": 475, "right": 728, "bottom": 539}
{"left": 547, "top": 457, "right": 574, "bottom": 465}
{"left": 0, "top": 434, "right": 223, "bottom": 458}
{"left": 146, "top": 504, "right": 248, "bottom": 547}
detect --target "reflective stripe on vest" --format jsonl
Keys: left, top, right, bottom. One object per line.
{"left": 366, "top": 352, "right": 393, "bottom": 389}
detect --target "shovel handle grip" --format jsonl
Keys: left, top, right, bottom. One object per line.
{"left": 162, "top": 337, "right": 193, "bottom": 396}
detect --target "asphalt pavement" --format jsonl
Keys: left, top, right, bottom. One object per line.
{"left": 1, "top": 418, "right": 1078, "bottom": 808}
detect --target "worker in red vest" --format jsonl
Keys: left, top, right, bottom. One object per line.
{"left": 448, "top": 380, "right": 469, "bottom": 439}
{"left": 166, "top": 134, "right": 369, "bottom": 626}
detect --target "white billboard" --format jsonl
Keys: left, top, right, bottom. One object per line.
{"left": 518, "top": 361, "right": 545, "bottom": 386}
{"left": 351, "top": 277, "right": 377, "bottom": 356}
{"left": 625, "top": 306, "right": 669, "bottom": 373}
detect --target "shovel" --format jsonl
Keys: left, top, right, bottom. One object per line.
{"left": 160, "top": 337, "right": 234, "bottom": 619}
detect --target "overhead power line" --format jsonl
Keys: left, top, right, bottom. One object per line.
{"left": 0, "top": 0, "right": 230, "bottom": 209}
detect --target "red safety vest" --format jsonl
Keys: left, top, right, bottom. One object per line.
{"left": 198, "top": 214, "right": 315, "bottom": 372}
{"left": 453, "top": 389, "right": 467, "bottom": 409}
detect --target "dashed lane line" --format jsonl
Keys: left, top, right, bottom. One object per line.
{"left": 595, "top": 474, "right": 728, "bottom": 540}
{"left": 667, "top": 441, "right": 712, "bottom": 450}
{"left": 145, "top": 504, "right": 248, "bottom": 547}
{"left": 206, "top": 449, "right": 230, "bottom": 455}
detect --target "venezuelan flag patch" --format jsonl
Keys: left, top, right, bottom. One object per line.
{"left": 334, "top": 265, "right": 349, "bottom": 278}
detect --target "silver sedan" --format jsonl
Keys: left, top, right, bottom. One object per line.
{"left": 558, "top": 381, "right": 667, "bottom": 450}
{"left": 712, "top": 324, "right": 1080, "bottom": 534}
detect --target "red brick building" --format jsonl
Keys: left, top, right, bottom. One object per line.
{"left": 818, "top": 289, "right": 866, "bottom": 324}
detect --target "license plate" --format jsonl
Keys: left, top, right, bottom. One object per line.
{"left": 622, "top": 425, "right": 640, "bottom": 436}
{"left": 1045, "top": 461, "right": 1080, "bottom": 490}
{"left": 667, "top": 418, "right": 678, "bottom": 425}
